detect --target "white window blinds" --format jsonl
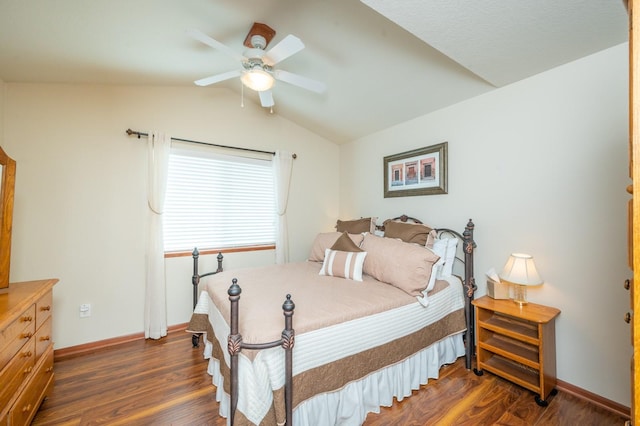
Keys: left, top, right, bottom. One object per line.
{"left": 163, "top": 146, "right": 276, "bottom": 252}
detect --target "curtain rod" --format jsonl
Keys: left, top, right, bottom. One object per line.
{"left": 125, "top": 129, "right": 297, "bottom": 159}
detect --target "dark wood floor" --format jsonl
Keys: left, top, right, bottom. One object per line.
{"left": 32, "top": 330, "right": 627, "bottom": 425}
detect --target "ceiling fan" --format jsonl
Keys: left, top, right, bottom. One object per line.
{"left": 188, "top": 22, "right": 327, "bottom": 108}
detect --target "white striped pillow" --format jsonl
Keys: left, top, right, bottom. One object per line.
{"left": 319, "top": 249, "right": 367, "bottom": 281}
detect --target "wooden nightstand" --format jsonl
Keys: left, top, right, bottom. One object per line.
{"left": 472, "top": 296, "right": 561, "bottom": 406}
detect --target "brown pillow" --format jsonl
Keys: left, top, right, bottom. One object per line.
{"left": 309, "top": 232, "right": 365, "bottom": 262}
{"left": 336, "top": 217, "right": 374, "bottom": 234}
{"left": 383, "top": 220, "right": 433, "bottom": 246}
{"left": 361, "top": 233, "right": 440, "bottom": 297}
{"left": 331, "top": 232, "right": 364, "bottom": 252}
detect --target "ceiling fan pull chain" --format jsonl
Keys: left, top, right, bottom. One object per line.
{"left": 240, "top": 80, "right": 245, "bottom": 108}
{"left": 270, "top": 106, "right": 273, "bottom": 114}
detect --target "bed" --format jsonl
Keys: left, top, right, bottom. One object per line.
{"left": 187, "top": 216, "right": 476, "bottom": 426}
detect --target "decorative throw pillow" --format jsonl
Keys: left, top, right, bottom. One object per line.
{"left": 383, "top": 220, "right": 433, "bottom": 246}
{"left": 331, "top": 231, "right": 364, "bottom": 252}
{"left": 319, "top": 249, "right": 367, "bottom": 281}
{"left": 432, "top": 237, "right": 458, "bottom": 277}
{"left": 336, "top": 217, "right": 376, "bottom": 234}
{"left": 361, "top": 233, "right": 440, "bottom": 296}
{"left": 308, "top": 232, "right": 365, "bottom": 262}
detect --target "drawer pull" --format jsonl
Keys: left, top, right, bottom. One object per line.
{"left": 21, "top": 351, "right": 32, "bottom": 358}
{"left": 625, "top": 279, "right": 631, "bottom": 290}
{"left": 22, "top": 404, "right": 32, "bottom": 413}
{"left": 23, "top": 366, "right": 33, "bottom": 374}
{"left": 20, "top": 315, "right": 33, "bottom": 322}
{"left": 626, "top": 312, "right": 632, "bottom": 323}
{"left": 40, "top": 305, "right": 51, "bottom": 311}
{"left": 20, "top": 332, "right": 33, "bottom": 339}
{"left": 40, "top": 335, "right": 51, "bottom": 341}
{"left": 46, "top": 366, "right": 54, "bottom": 373}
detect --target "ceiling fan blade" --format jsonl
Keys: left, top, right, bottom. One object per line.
{"left": 274, "top": 69, "right": 327, "bottom": 94}
{"left": 258, "top": 90, "right": 275, "bottom": 107}
{"left": 194, "top": 70, "right": 241, "bottom": 86}
{"left": 187, "top": 29, "right": 245, "bottom": 62}
{"left": 263, "top": 35, "right": 305, "bottom": 66}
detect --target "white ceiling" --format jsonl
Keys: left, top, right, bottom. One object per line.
{"left": 0, "top": 0, "right": 629, "bottom": 144}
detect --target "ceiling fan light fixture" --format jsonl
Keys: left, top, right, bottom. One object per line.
{"left": 241, "top": 68, "right": 275, "bottom": 92}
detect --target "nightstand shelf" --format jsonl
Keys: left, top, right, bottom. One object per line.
{"left": 482, "top": 333, "right": 539, "bottom": 366}
{"left": 472, "top": 296, "right": 560, "bottom": 406}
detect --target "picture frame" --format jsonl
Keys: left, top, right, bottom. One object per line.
{"left": 383, "top": 142, "right": 448, "bottom": 198}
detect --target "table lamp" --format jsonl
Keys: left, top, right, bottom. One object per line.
{"left": 498, "top": 253, "right": 543, "bottom": 306}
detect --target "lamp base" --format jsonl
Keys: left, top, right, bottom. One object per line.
{"left": 513, "top": 284, "right": 528, "bottom": 306}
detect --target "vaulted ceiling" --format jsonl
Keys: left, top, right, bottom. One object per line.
{"left": 0, "top": 0, "right": 629, "bottom": 144}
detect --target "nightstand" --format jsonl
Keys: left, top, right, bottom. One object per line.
{"left": 472, "top": 296, "right": 561, "bottom": 406}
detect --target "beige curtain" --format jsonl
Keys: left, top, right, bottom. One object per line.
{"left": 145, "top": 131, "right": 171, "bottom": 339}
{"left": 274, "top": 151, "right": 293, "bottom": 264}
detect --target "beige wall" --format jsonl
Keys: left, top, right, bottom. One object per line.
{"left": 340, "top": 43, "right": 630, "bottom": 406}
{"left": 3, "top": 84, "right": 339, "bottom": 349}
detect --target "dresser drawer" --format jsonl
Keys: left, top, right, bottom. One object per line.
{"left": 0, "top": 339, "right": 36, "bottom": 409}
{"left": 35, "top": 316, "right": 52, "bottom": 361}
{"left": 10, "top": 345, "right": 54, "bottom": 426}
{"left": 0, "top": 305, "right": 35, "bottom": 369}
{"left": 35, "top": 291, "right": 52, "bottom": 330}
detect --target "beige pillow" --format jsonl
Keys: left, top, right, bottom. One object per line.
{"left": 319, "top": 249, "right": 367, "bottom": 281}
{"left": 331, "top": 232, "right": 364, "bottom": 252}
{"left": 309, "top": 232, "right": 365, "bottom": 262}
{"left": 383, "top": 220, "right": 433, "bottom": 246}
{"left": 336, "top": 217, "right": 375, "bottom": 234}
{"left": 361, "top": 233, "right": 440, "bottom": 296}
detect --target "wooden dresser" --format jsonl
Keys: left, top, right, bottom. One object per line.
{"left": 0, "top": 279, "right": 57, "bottom": 425}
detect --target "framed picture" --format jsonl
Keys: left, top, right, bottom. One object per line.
{"left": 383, "top": 142, "right": 448, "bottom": 198}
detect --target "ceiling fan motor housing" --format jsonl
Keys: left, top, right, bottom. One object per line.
{"left": 250, "top": 35, "right": 267, "bottom": 49}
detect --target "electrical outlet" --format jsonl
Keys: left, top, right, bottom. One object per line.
{"left": 79, "top": 303, "right": 91, "bottom": 318}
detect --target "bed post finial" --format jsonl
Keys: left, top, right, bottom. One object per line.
{"left": 283, "top": 294, "right": 295, "bottom": 312}
{"left": 229, "top": 278, "right": 241, "bottom": 297}
{"left": 217, "top": 252, "right": 224, "bottom": 273}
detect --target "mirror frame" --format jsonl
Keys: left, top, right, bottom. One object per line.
{"left": 0, "top": 145, "right": 16, "bottom": 290}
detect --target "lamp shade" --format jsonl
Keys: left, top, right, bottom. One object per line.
{"left": 241, "top": 68, "right": 275, "bottom": 92}
{"left": 499, "top": 253, "right": 543, "bottom": 286}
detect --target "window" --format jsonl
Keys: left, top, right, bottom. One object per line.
{"left": 163, "top": 145, "right": 276, "bottom": 253}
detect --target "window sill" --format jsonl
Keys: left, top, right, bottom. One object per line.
{"left": 164, "top": 245, "right": 276, "bottom": 258}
